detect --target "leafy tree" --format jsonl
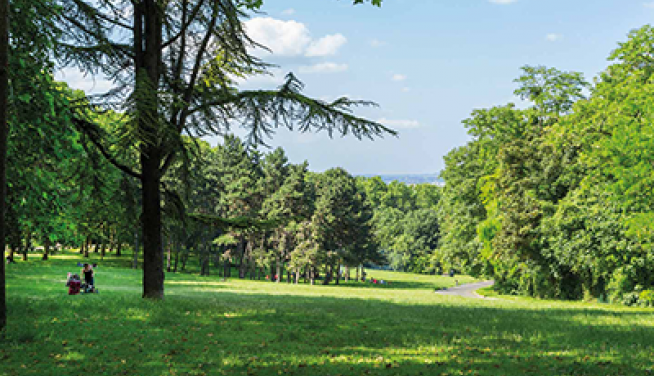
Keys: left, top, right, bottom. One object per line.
{"left": 59, "top": 0, "right": 394, "bottom": 298}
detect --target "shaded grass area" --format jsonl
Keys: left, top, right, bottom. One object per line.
{"left": 2, "top": 251, "right": 654, "bottom": 376}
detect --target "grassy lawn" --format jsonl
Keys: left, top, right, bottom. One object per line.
{"left": 2, "top": 251, "right": 653, "bottom": 376}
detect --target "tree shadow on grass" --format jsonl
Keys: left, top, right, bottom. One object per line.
{"left": 5, "top": 284, "right": 654, "bottom": 376}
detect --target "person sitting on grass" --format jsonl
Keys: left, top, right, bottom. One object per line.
{"left": 81, "top": 263, "right": 95, "bottom": 292}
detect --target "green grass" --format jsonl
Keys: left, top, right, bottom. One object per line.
{"left": 2, "top": 251, "right": 654, "bottom": 376}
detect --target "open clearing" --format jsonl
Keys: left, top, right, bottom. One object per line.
{"left": 2, "top": 251, "right": 653, "bottom": 376}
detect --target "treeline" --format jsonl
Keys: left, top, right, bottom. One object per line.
{"left": 160, "top": 135, "right": 378, "bottom": 284}
{"left": 437, "top": 25, "right": 654, "bottom": 306}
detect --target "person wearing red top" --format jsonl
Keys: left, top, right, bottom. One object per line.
{"left": 67, "top": 273, "right": 81, "bottom": 295}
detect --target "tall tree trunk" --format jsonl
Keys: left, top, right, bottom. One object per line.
{"left": 345, "top": 265, "right": 350, "bottom": 282}
{"left": 0, "top": 0, "right": 8, "bottom": 332}
{"left": 140, "top": 148, "right": 164, "bottom": 298}
{"left": 116, "top": 241, "right": 122, "bottom": 257}
{"left": 295, "top": 269, "right": 300, "bottom": 285}
{"left": 136, "top": 0, "right": 164, "bottom": 299}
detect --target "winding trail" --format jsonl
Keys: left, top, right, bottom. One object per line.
{"left": 435, "top": 280, "right": 495, "bottom": 299}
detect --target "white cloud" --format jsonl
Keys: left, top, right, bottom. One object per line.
{"left": 402, "top": 87, "right": 411, "bottom": 93}
{"left": 281, "top": 8, "right": 296, "bottom": 15}
{"left": 370, "top": 39, "right": 386, "bottom": 48}
{"left": 244, "top": 17, "right": 347, "bottom": 57}
{"left": 392, "top": 74, "right": 407, "bottom": 82}
{"left": 235, "top": 68, "right": 286, "bottom": 87}
{"left": 56, "top": 68, "right": 114, "bottom": 94}
{"left": 546, "top": 33, "right": 563, "bottom": 42}
{"left": 378, "top": 118, "right": 421, "bottom": 129}
{"left": 305, "top": 34, "right": 348, "bottom": 57}
{"left": 244, "top": 18, "right": 312, "bottom": 56}
{"left": 299, "top": 62, "right": 349, "bottom": 74}
{"left": 489, "top": 0, "right": 518, "bottom": 4}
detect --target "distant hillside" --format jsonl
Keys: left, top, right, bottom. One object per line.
{"left": 359, "top": 173, "right": 444, "bottom": 185}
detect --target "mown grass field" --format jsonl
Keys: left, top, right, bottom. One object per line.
{"left": 2, "top": 251, "right": 653, "bottom": 376}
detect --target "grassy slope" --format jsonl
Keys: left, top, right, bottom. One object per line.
{"left": 2, "top": 251, "right": 653, "bottom": 376}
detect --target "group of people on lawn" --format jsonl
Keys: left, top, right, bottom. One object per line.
{"left": 66, "top": 263, "right": 96, "bottom": 295}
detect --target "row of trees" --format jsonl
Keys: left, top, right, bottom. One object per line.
{"left": 160, "top": 136, "right": 380, "bottom": 284}
{"left": 437, "top": 25, "right": 654, "bottom": 306}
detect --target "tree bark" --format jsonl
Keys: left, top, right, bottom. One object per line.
{"left": 132, "top": 230, "right": 140, "bottom": 270}
{"left": 116, "top": 241, "right": 122, "bottom": 257}
{"left": 0, "top": 0, "right": 9, "bottom": 333}
{"left": 166, "top": 237, "right": 171, "bottom": 272}
{"left": 136, "top": 0, "right": 165, "bottom": 299}
{"left": 140, "top": 148, "right": 164, "bottom": 298}
{"left": 276, "top": 257, "right": 281, "bottom": 283}
{"left": 42, "top": 238, "right": 51, "bottom": 261}
{"left": 173, "top": 241, "right": 180, "bottom": 273}
{"left": 100, "top": 239, "right": 106, "bottom": 259}
{"left": 22, "top": 232, "right": 31, "bottom": 261}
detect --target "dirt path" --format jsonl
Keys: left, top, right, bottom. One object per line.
{"left": 435, "top": 280, "right": 495, "bottom": 299}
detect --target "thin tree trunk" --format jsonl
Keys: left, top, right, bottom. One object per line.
{"left": 275, "top": 257, "right": 281, "bottom": 283}
{"left": 295, "top": 269, "right": 300, "bottom": 285}
{"left": 22, "top": 232, "right": 31, "bottom": 261}
{"left": 173, "top": 241, "right": 181, "bottom": 273}
{"left": 0, "top": 0, "right": 8, "bottom": 331}
{"left": 223, "top": 258, "right": 230, "bottom": 279}
{"left": 181, "top": 249, "right": 188, "bottom": 272}
{"left": 238, "top": 239, "right": 247, "bottom": 279}
{"left": 166, "top": 237, "right": 171, "bottom": 273}
{"left": 42, "top": 238, "right": 51, "bottom": 261}
{"left": 100, "top": 238, "right": 106, "bottom": 259}
{"left": 132, "top": 230, "right": 140, "bottom": 270}
{"left": 108, "top": 229, "right": 115, "bottom": 253}
{"left": 116, "top": 241, "right": 122, "bottom": 257}
{"left": 345, "top": 265, "right": 349, "bottom": 282}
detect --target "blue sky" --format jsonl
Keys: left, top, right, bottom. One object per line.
{"left": 59, "top": 0, "right": 654, "bottom": 175}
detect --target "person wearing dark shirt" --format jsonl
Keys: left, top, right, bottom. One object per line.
{"left": 81, "top": 263, "right": 95, "bottom": 291}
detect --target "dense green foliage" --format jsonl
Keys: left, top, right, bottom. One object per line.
{"left": 4, "top": 251, "right": 654, "bottom": 376}
{"left": 357, "top": 177, "right": 442, "bottom": 273}
{"left": 437, "top": 25, "right": 654, "bottom": 305}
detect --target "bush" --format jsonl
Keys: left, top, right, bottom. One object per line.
{"left": 638, "top": 290, "right": 654, "bottom": 307}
